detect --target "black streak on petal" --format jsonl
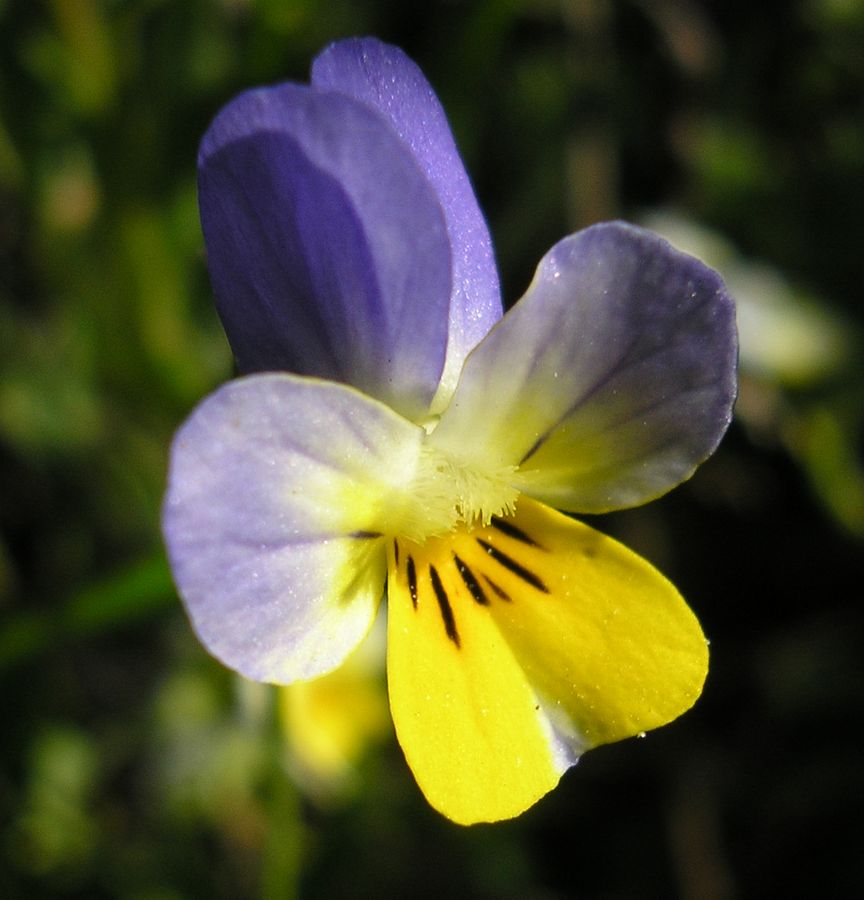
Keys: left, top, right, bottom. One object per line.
{"left": 407, "top": 555, "right": 418, "bottom": 609}
{"left": 453, "top": 554, "right": 489, "bottom": 606}
{"left": 393, "top": 539, "right": 400, "bottom": 567}
{"left": 490, "top": 517, "right": 542, "bottom": 548}
{"left": 483, "top": 575, "right": 512, "bottom": 602}
{"left": 476, "top": 539, "right": 550, "bottom": 593}
{"left": 350, "top": 530, "right": 382, "bottom": 539}
{"left": 429, "top": 565, "right": 460, "bottom": 647}
{"left": 519, "top": 435, "right": 545, "bottom": 466}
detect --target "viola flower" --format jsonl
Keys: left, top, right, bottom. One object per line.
{"left": 163, "top": 37, "right": 737, "bottom": 825}
{"left": 278, "top": 623, "right": 390, "bottom": 801}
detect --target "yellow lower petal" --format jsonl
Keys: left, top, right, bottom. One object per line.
{"left": 386, "top": 537, "right": 566, "bottom": 826}
{"left": 482, "top": 498, "right": 708, "bottom": 747}
{"left": 386, "top": 497, "right": 708, "bottom": 824}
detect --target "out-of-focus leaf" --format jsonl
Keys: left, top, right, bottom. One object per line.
{"left": 0, "top": 553, "right": 175, "bottom": 669}
{"left": 788, "top": 406, "right": 864, "bottom": 537}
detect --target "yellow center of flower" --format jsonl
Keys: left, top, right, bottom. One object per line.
{"left": 383, "top": 440, "right": 520, "bottom": 544}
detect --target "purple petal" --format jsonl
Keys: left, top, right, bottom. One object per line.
{"left": 431, "top": 222, "right": 738, "bottom": 513}
{"left": 162, "top": 374, "right": 426, "bottom": 683}
{"left": 312, "top": 38, "right": 503, "bottom": 408}
{"left": 198, "top": 82, "right": 452, "bottom": 421}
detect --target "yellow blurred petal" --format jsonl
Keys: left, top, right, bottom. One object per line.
{"left": 279, "top": 623, "right": 390, "bottom": 800}
{"left": 386, "top": 497, "right": 708, "bottom": 824}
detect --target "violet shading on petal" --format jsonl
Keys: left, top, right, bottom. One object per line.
{"left": 312, "top": 37, "right": 502, "bottom": 408}
{"left": 198, "top": 83, "right": 452, "bottom": 422}
{"left": 431, "top": 221, "right": 738, "bottom": 512}
{"left": 162, "top": 373, "right": 427, "bottom": 683}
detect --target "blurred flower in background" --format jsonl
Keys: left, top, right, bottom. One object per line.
{"left": 646, "top": 210, "right": 864, "bottom": 537}
{"left": 279, "top": 621, "right": 390, "bottom": 803}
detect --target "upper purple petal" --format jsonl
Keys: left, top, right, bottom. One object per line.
{"left": 312, "top": 37, "right": 503, "bottom": 408}
{"left": 198, "top": 80, "right": 452, "bottom": 421}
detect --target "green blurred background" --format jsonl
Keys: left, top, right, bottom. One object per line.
{"left": 1, "top": 1, "right": 862, "bottom": 897}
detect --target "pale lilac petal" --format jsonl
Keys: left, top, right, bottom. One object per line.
{"left": 312, "top": 37, "right": 503, "bottom": 408}
{"left": 431, "top": 222, "right": 738, "bottom": 512}
{"left": 198, "top": 83, "right": 452, "bottom": 421}
{"left": 162, "top": 374, "right": 426, "bottom": 682}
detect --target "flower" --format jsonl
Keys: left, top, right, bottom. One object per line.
{"left": 278, "top": 622, "right": 390, "bottom": 802}
{"left": 162, "top": 37, "right": 737, "bottom": 825}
